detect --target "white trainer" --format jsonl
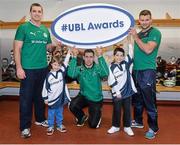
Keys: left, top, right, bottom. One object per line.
{"left": 21, "top": 128, "right": 31, "bottom": 138}
{"left": 107, "top": 126, "right": 120, "bottom": 134}
{"left": 35, "top": 120, "right": 48, "bottom": 127}
{"left": 124, "top": 127, "right": 134, "bottom": 136}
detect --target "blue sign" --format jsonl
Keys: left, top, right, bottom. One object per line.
{"left": 51, "top": 3, "right": 135, "bottom": 49}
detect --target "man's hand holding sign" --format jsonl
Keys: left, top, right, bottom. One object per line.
{"left": 50, "top": 3, "right": 135, "bottom": 130}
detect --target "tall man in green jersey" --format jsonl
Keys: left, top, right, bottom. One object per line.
{"left": 129, "top": 10, "right": 161, "bottom": 139}
{"left": 68, "top": 47, "right": 109, "bottom": 128}
{"left": 14, "top": 3, "right": 56, "bottom": 138}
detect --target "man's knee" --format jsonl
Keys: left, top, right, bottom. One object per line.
{"left": 88, "top": 114, "right": 101, "bottom": 128}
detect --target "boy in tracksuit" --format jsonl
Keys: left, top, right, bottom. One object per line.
{"left": 107, "top": 44, "right": 137, "bottom": 136}
{"left": 42, "top": 50, "right": 71, "bottom": 135}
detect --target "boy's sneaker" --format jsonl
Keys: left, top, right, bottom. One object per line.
{"left": 145, "top": 128, "right": 157, "bottom": 139}
{"left": 124, "top": 127, "right": 134, "bottom": 136}
{"left": 21, "top": 128, "right": 31, "bottom": 138}
{"left": 47, "top": 127, "right": 54, "bottom": 136}
{"left": 57, "top": 124, "right": 67, "bottom": 133}
{"left": 77, "top": 115, "right": 88, "bottom": 127}
{"left": 35, "top": 120, "right": 48, "bottom": 127}
{"left": 107, "top": 126, "right": 120, "bottom": 134}
{"left": 131, "top": 120, "right": 144, "bottom": 128}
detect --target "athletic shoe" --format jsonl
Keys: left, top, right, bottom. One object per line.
{"left": 77, "top": 115, "right": 88, "bottom": 127}
{"left": 131, "top": 120, "right": 144, "bottom": 128}
{"left": 47, "top": 127, "right": 54, "bottom": 136}
{"left": 21, "top": 128, "right": 31, "bottom": 138}
{"left": 35, "top": 120, "right": 48, "bottom": 127}
{"left": 145, "top": 128, "right": 157, "bottom": 139}
{"left": 57, "top": 124, "right": 67, "bottom": 133}
{"left": 107, "top": 126, "right": 120, "bottom": 134}
{"left": 124, "top": 127, "right": 134, "bottom": 136}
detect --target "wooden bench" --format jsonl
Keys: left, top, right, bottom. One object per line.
{"left": 0, "top": 81, "right": 180, "bottom": 100}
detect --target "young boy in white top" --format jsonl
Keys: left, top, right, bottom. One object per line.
{"left": 42, "top": 49, "right": 71, "bottom": 135}
{"left": 107, "top": 43, "right": 137, "bottom": 136}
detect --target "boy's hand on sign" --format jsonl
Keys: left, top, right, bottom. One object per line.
{"left": 72, "top": 47, "right": 79, "bottom": 57}
{"left": 95, "top": 46, "right": 103, "bottom": 57}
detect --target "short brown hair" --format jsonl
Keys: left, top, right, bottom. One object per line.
{"left": 139, "top": 10, "right": 152, "bottom": 18}
{"left": 49, "top": 55, "right": 63, "bottom": 70}
{"left": 30, "top": 3, "right": 43, "bottom": 12}
{"left": 113, "top": 47, "right": 125, "bottom": 56}
{"left": 84, "top": 49, "right": 95, "bottom": 56}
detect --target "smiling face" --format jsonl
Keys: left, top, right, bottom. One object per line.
{"left": 83, "top": 52, "right": 94, "bottom": 68}
{"left": 51, "top": 62, "right": 60, "bottom": 72}
{"left": 113, "top": 47, "right": 125, "bottom": 63}
{"left": 30, "top": 5, "right": 43, "bottom": 23}
{"left": 139, "top": 14, "right": 152, "bottom": 31}
{"left": 138, "top": 10, "right": 152, "bottom": 31}
{"left": 114, "top": 51, "right": 125, "bottom": 63}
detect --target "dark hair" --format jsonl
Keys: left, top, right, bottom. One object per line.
{"left": 139, "top": 10, "right": 152, "bottom": 18}
{"left": 49, "top": 55, "right": 63, "bottom": 70}
{"left": 30, "top": 3, "right": 43, "bottom": 12}
{"left": 54, "top": 50, "right": 62, "bottom": 57}
{"left": 113, "top": 47, "right": 125, "bottom": 56}
{"left": 84, "top": 49, "right": 95, "bottom": 56}
{"left": 2, "top": 58, "right": 9, "bottom": 62}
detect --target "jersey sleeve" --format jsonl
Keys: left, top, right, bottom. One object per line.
{"left": 148, "top": 29, "right": 162, "bottom": 45}
{"left": 67, "top": 57, "right": 80, "bottom": 79}
{"left": 14, "top": 24, "right": 26, "bottom": 41}
{"left": 97, "top": 56, "right": 109, "bottom": 78}
{"left": 107, "top": 65, "right": 121, "bottom": 97}
{"left": 46, "top": 29, "right": 52, "bottom": 44}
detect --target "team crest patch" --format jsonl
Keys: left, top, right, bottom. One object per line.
{"left": 43, "top": 33, "right": 48, "bottom": 38}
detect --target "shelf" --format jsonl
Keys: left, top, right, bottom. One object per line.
{"left": 1, "top": 81, "right": 180, "bottom": 92}
{"left": 1, "top": 19, "right": 180, "bottom": 29}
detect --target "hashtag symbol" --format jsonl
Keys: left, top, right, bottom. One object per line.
{"left": 61, "top": 24, "right": 67, "bottom": 32}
